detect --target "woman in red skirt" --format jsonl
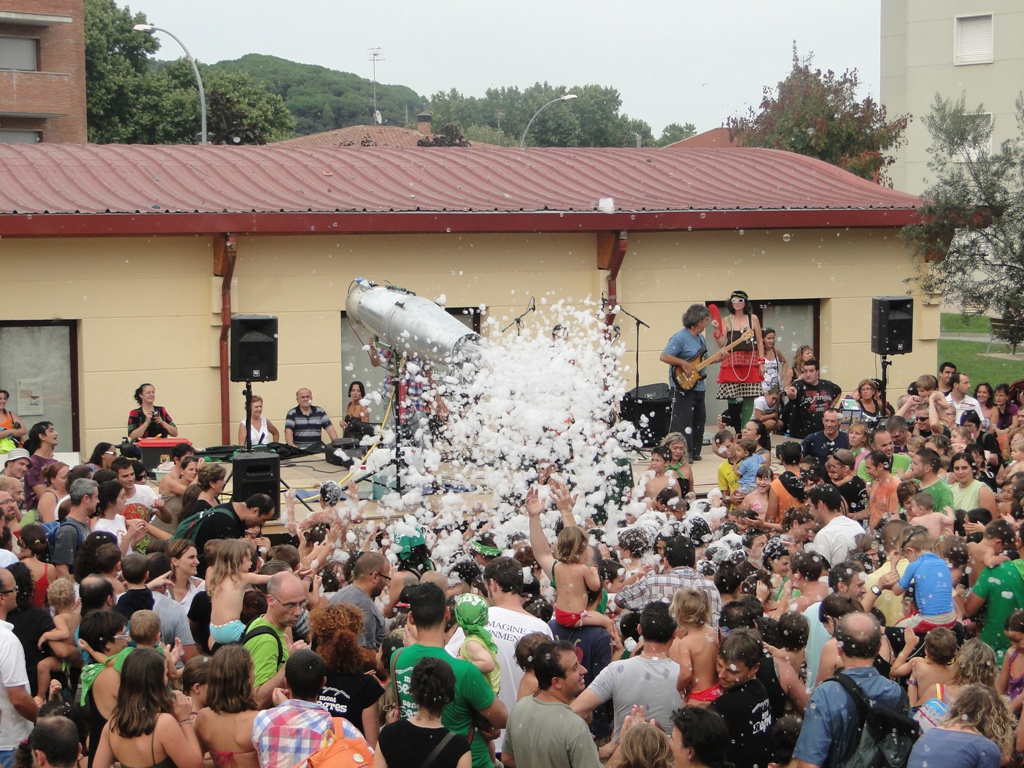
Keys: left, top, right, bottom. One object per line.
{"left": 712, "top": 290, "right": 764, "bottom": 430}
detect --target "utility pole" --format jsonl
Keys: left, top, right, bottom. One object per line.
{"left": 494, "top": 109, "right": 505, "bottom": 145}
{"left": 368, "top": 48, "right": 384, "bottom": 123}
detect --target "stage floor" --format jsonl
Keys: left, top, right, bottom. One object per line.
{"left": 237, "top": 446, "right": 730, "bottom": 536}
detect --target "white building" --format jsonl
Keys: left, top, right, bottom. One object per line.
{"left": 881, "top": 0, "right": 1024, "bottom": 194}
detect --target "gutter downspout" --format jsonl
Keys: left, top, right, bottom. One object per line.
{"left": 599, "top": 230, "right": 628, "bottom": 324}
{"left": 215, "top": 234, "right": 238, "bottom": 444}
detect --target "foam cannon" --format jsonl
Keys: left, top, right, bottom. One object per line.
{"left": 346, "top": 278, "right": 482, "bottom": 366}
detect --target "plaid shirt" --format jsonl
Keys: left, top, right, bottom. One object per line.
{"left": 614, "top": 566, "right": 721, "bottom": 628}
{"left": 252, "top": 699, "right": 363, "bottom": 768}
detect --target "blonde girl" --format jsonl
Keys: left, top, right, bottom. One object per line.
{"left": 207, "top": 540, "right": 270, "bottom": 647}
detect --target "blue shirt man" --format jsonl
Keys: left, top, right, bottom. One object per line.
{"left": 659, "top": 304, "right": 720, "bottom": 461}
{"left": 794, "top": 613, "right": 906, "bottom": 768}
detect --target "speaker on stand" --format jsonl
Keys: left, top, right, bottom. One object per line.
{"left": 231, "top": 315, "right": 278, "bottom": 383}
{"left": 230, "top": 315, "right": 282, "bottom": 517}
{"left": 870, "top": 297, "right": 913, "bottom": 409}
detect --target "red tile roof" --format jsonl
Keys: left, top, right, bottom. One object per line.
{"left": 666, "top": 127, "right": 737, "bottom": 149}
{"left": 0, "top": 143, "right": 921, "bottom": 237}
{"left": 276, "top": 125, "right": 436, "bottom": 149}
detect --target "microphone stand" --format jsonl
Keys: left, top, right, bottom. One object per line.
{"left": 617, "top": 305, "right": 650, "bottom": 395}
{"left": 502, "top": 297, "right": 536, "bottom": 334}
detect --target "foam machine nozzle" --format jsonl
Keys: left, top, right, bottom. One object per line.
{"left": 346, "top": 278, "right": 482, "bottom": 366}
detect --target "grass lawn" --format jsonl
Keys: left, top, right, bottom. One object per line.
{"left": 936, "top": 338, "right": 1023, "bottom": 386}
{"left": 940, "top": 312, "right": 992, "bottom": 334}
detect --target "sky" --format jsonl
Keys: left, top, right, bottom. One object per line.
{"left": 126, "top": 0, "right": 882, "bottom": 136}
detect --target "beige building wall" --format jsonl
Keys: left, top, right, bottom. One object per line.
{"left": 882, "top": 0, "right": 1024, "bottom": 195}
{"left": 0, "top": 227, "right": 931, "bottom": 454}
{"left": 622, "top": 228, "right": 937, "bottom": 394}
{"left": 0, "top": 235, "right": 222, "bottom": 452}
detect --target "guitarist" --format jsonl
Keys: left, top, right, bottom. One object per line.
{"left": 659, "top": 304, "right": 725, "bottom": 463}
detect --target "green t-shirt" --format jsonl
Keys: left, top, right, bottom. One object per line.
{"left": 391, "top": 644, "right": 496, "bottom": 768}
{"left": 971, "top": 560, "right": 1024, "bottom": 665}
{"left": 244, "top": 617, "right": 287, "bottom": 687}
{"left": 857, "top": 453, "right": 911, "bottom": 482}
{"left": 920, "top": 478, "right": 955, "bottom": 516}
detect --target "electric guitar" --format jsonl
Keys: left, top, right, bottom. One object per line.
{"left": 673, "top": 328, "right": 755, "bottom": 391}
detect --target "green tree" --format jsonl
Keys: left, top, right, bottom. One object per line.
{"left": 85, "top": 3, "right": 294, "bottom": 144}
{"left": 213, "top": 54, "right": 424, "bottom": 135}
{"left": 462, "top": 124, "right": 512, "bottom": 146}
{"left": 901, "top": 94, "right": 1024, "bottom": 322}
{"left": 427, "top": 82, "right": 654, "bottom": 148}
{"left": 84, "top": 0, "right": 159, "bottom": 143}
{"left": 726, "top": 47, "right": 908, "bottom": 184}
{"left": 655, "top": 122, "right": 697, "bottom": 147}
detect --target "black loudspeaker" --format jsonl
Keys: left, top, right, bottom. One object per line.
{"left": 871, "top": 297, "right": 914, "bottom": 355}
{"left": 232, "top": 451, "right": 281, "bottom": 515}
{"left": 230, "top": 315, "right": 278, "bottom": 382}
{"left": 621, "top": 384, "right": 672, "bottom": 448}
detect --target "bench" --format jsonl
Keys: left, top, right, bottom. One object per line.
{"left": 988, "top": 316, "right": 1024, "bottom": 354}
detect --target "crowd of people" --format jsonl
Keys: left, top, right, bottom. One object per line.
{"left": 0, "top": 297, "right": 1023, "bottom": 768}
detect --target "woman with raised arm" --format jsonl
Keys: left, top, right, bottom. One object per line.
{"left": 711, "top": 290, "right": 764, "bottom": 430}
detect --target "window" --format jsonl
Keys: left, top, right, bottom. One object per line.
{"left": 955, "top": 15, "right": 993, "bottom": 65}
{"left": 0, "top": 36, "right": 38, "bottom": 71}
{"left": 701, "top": 299, "right": 820, "bottom": 429}
{"left": 339, "top": 306, "right": 482, "bottom": 424}
{"left": 0, "top": 129, "right": 41, "bottom": 144}
{"left": 0, "top": 321, "right": 79, "bottom": 452}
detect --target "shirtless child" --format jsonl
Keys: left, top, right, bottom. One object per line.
{"left": 208, "top": 540, "right": 272, "bottom": 649}
{"left": 643, "top": 446, "right": 681, "bottom": 503}
{"left": 525, "top": 487, "right": 613, "bottom": 631}
{"left": 671, "top": 587, "right": 720, "bottom": 704}
{"left": 891, "top": 626, "right": 957, "bottom": 707}
{"left": 905, "top": 492, "right": 954, "bottom": 540}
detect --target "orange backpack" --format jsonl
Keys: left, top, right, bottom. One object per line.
{"left": 292, "top": 719, "right": 372, "bottom": 768}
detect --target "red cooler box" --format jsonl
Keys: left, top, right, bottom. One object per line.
{"left": 136, "top": 437, "right": 192, "bottom": 473}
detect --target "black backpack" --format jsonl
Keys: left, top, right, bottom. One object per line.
{"left": 832, "top": 673, "right": 918, "bottom": 768}
{"left": 241, "top": 623, "right": 285, "bottom": 669}
{"left": 169, "top": 505, "right": 233, "bottom": 543}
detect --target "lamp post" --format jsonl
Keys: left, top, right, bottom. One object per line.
{"left": 519, "top": 94, "right": 578, "bottom": 149}
{"left": 133, "top": 23, "right": 207, "bottom": 145}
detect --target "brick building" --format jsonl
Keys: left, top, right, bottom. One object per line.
{"left": 0, "top": 0, "right": 86, "bottom": 144}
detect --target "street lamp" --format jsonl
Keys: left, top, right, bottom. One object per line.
{"left": 519, "top": 94, "right": 578, "bottom": 149}
{"left": 133, "top": 23, "right": 207, "bottom": 145}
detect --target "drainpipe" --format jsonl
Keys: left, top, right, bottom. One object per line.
{"left": 601, "top": 230, "right": 628, "bottom": 325}
{"left": 215, "top": 234, "right": 238, "bottom": 444}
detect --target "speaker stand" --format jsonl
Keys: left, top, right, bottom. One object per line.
{"left": 242, "top": 381, "right": 254, "bottom": 452}
{"left": 879, "top": 355, "right": 893, "bottom": 411}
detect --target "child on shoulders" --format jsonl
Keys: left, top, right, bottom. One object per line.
{"left": 670, "top": 587, "right": 720, "bottom": 704}
{"left": 879, "top": 527, "right": 955, "bottom": 631}
{"left": 207, "top": 539, "right": 271, "bottom": 649}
